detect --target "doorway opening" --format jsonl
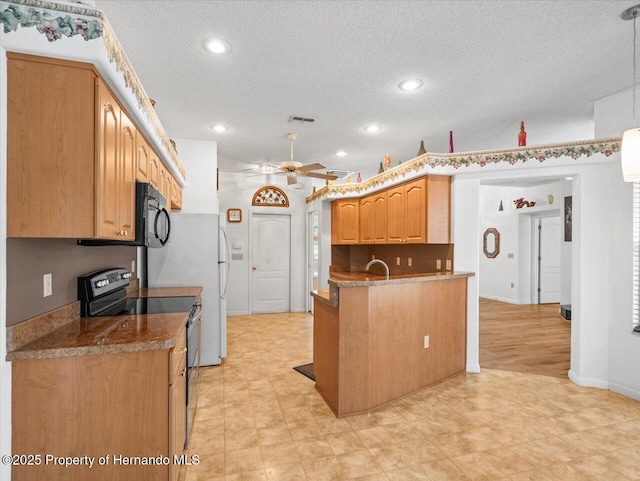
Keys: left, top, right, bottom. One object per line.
{"left": 478, "top": 177, "right": 571, "bottom": 377}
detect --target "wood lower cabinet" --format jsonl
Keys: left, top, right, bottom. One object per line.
{"left": 331, "top": 199, "right": 360, "bottom": 245}
{"left": 12, "top": 333, "right": 187, "bottom": 481}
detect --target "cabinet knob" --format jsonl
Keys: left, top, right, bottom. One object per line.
{"left": 181, "top": 368, "right": 186, "bottom": 377}
{"left": 181, "top": 347, "right": 187, "bottom": 353}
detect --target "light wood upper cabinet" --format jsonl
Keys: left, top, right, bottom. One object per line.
{"left": 331, "top": 199, "right": 360, "bottom": 245}
{"left": 119, "top": 112, "right": 136, "bottom": 240}
{"left": 371, "top": 191, "right": 388, "bottom": 243}
{"left": 425, "top": 175, "right": 452, "bottom": 243}
{"left": 359, "top": 196, "right": 373, "bottom": 244}
{"left": 387, "top": 179, "right": 426, "bottom": 244}
{"left": 135, "top": 130, "right": 150, "bottom": 183}
{"left": 150, "top": 152, "right": 160, "bottom": 190}
{"left": 360, "top": 192, "right": 387, "bottom": 244}
{"left": 7, "top": 53, "right": 173, "bottom": 240}
{"left": 331, "top": 175, "right": 451, "bottom": 246}
{"left": 7, "top": 54, "right": 95, "bottom": 238}
{"left": 95, "top": 81, "right": 135, "bottom": 240}
{"left": 171, "top": 176, "right": 183, "bottom": 211}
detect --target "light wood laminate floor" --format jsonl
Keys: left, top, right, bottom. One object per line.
{"left": 480, "top": 298, "right": 571, "bottom": 378}
{"left": 184, "top": 312, "right": 640, "bottom": 481}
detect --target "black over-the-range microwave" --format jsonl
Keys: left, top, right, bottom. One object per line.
{"left": 78, "top": 182, "right": 171, "bottom": 247}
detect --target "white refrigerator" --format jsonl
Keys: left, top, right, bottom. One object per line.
{"left": 147, "top": 212, "right": 228, "bottom": 365}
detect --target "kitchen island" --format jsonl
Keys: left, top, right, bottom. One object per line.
{"left": 311, "top": 271, "right": 473, "bottom": 417}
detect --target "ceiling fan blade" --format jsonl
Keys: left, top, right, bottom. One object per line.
{"left": 287, "top": 174, "right": 298, "bottom": 185}
{"left": 298, "top": 163, "right": 326, "bottom": 172}
{"left": 304, "top": 171, "right": 338, "bottom": 180}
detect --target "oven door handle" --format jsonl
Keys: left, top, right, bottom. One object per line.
{"left": 187, "top": 302, "right": 202, "bottom": 327}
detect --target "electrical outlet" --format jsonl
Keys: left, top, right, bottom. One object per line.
{"left": 396, "top": 257, "right": 400, "bottom": 266}
{"left": 408, "top": 257, "right": 412, "bottom": 267}
{"left": 424, "top": 335, "right": 430, "bottom": 349}
{"left": 131, "top": 260, "right": 136, "bottom": 273}
{"left": 436, "top": 259, "right": 442, "bottom": 270}
{"left": 446, "top": 259, "right": 452, "bottom": 271}
{"left": 43, "top": 273, "right": 52, "bottom": 297}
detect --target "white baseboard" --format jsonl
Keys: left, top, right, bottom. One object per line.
{"left": 479, "top": 295, "right": 524, "bottom": 305}
{"left": 568, "top": 369, "right": 609, "bottom": 390}
{"left": 608, "top": 381, "right": 640, "bottom": 402}
{"left": 290, "top": 307, "right": 307, "bottom": 313}
{"left": 227, "top": 310, "right": 249, "bottom": 316}
{"left": 466, "top": 362, "right": 480, "bottom": 373}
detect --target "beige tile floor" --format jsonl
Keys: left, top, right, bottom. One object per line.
{"left": 184, "top": 312, "right": 640, "bottom": 481}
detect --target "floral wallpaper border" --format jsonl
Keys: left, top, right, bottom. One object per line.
{"left": 306, "top": 138, "right": 621, "bottom": 204}
{"left": 0, "top": 0, "right": 186, "bottom": 180}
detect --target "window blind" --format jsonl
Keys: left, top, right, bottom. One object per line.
{"left": 633, "top": 182, "right": 640, "bottom": 327}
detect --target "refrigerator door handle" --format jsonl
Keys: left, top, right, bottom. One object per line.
{"left": 219, "top": 227, "right": 231, "bottom": 299}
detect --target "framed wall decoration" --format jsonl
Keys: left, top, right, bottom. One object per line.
{"left": 483, "top": 227, "right": 500, "bottom": 258}
{"left": 564, "top": 196, "right": 572, "bottom": 242}
{"left": 227, "top": 208, "right": 242, "bottom": 223}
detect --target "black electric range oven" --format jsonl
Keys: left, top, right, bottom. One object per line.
{"left": 78, "top": 268, "right": 200, "bottom": 447}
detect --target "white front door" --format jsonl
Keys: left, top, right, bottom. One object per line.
{"left": 538, "top": 216, "right": 561, "bottom": 303}
{"left": 251, "top": 214, "right": 291, "bottom": 313}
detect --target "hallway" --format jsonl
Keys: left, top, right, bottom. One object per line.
{"left": 479, "top": 298, "right": 571, "bottom": 378}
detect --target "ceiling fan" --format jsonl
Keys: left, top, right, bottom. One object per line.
{"left": 264, "top": 133, "right": 338, "bottom": 185}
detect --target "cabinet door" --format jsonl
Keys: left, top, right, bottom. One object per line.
{"left": 372, "top": 191, "right": 388, "bottom": 243}
{"left": 96, "top": 81, "right": 121, "bottom": 239}
{"left": 164, "top": 168, "right": 172, "bottom": 213}
{"left": 169, "top": 356, "right": 186, "bottom": 481}
{"left": 8, "top": 55, "right": 95, "bottom": 238}
{"left": 426, "top": 175, "right": 451, "bottom": 243}
{"left": 331, "top": 199, "right": 359, "bottom": 245}
{"left": 171, "top": 176, "right": 183, "bottom": 210}
{"left": 135, "top": 130, "right": 150, "bottom": 182}
{"left": 386, "top": 186, "right": 404, "bottom": 244}
{"left": 120, "top": 112, "right": 136, "bottom": 240}
{"left": 359, "top": 196, "right": 374, "bottom": 244}
{"left": 404, "top": 178, "right": 427, "bottom": 243}
{"left": 150, "top": 153, "right": 160, "bottom": 189}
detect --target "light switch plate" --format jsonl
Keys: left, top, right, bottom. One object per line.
{"left": 446, "top": 259, "right": 452, "bottom": 270}
{"left": 408, "top": 257, "right": 412, "bottom": 267}
{"left": 396, "top": 257, "right": 400, "bottom": 266}
{"left": 436, "top": 259, "right": 442, "bottom": 270}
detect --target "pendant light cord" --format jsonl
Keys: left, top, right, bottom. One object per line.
{"left": 634, "top": 10, "right": 637, "bottom": 126}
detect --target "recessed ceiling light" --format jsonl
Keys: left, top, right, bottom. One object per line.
{"left": 336, "top": 151, "right": 347, "bottom": 157}
{"left": 398, "top": 79, "right": 423, "bottom": 91}
{"left": 565, "top": 176, "right": 574, "bottom": 180}
{"left": 364, "top": 124, "right": 381, "bottom": 133}
{"left": 211, "top": 124, "right": 228, "bottom": 133}
{"left": 203, "top": 38, "right": 230, "bottom": 55}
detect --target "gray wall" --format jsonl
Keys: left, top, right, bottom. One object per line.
{"left": 6, "top": 239, "right": 136, "bottom": 325}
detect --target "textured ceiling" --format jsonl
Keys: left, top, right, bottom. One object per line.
{"left": 96, "top": 0, "right": 632, "bottom": 177}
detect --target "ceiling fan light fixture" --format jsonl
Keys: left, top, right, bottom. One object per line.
{"left": 203, "top": 38, "right": 230, "bottom": 55}
{"left": 211, "top": 124, "right": 228, "bottom": 133}
{"left": 364, "top": 124, "right": 382, "bottom": 133}
{"left": 398, "top": 79, "right": 423, "bottom": 91}
{"left": 336, "top": 151, "right": 347, "bottom": 157}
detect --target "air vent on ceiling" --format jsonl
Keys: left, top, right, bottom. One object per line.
{"left": 288, "top": 115, "right": 315, "bottom": 124}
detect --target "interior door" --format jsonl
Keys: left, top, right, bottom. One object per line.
{"left": 251, "top": 214, "right": 291, "bottom": 313}
{"left": 538, "top": 216, "right": 561, "bottom": 303}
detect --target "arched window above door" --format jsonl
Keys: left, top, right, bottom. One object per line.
{"left": 252, "top": 186, "right": 289, "bottom": 207}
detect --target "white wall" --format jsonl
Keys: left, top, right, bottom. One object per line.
{"left": 173, "top": 138, "right": 218, "bottom": 214}
{"left": 218, "top": 173, "right": 312, "bottom": 315}
{"left": 594, "top": 87, "right": 640, "bottom": 400}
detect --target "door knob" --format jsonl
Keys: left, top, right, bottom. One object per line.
{"left": 252, "top": 267, "right": 257, "bottom": 270}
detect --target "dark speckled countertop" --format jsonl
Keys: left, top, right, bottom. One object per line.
{"left": 311, "top": 270, "right": 474, "bottom": 307}
{"left": 6, "top": 287, "right": 202, "bottom": 362}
